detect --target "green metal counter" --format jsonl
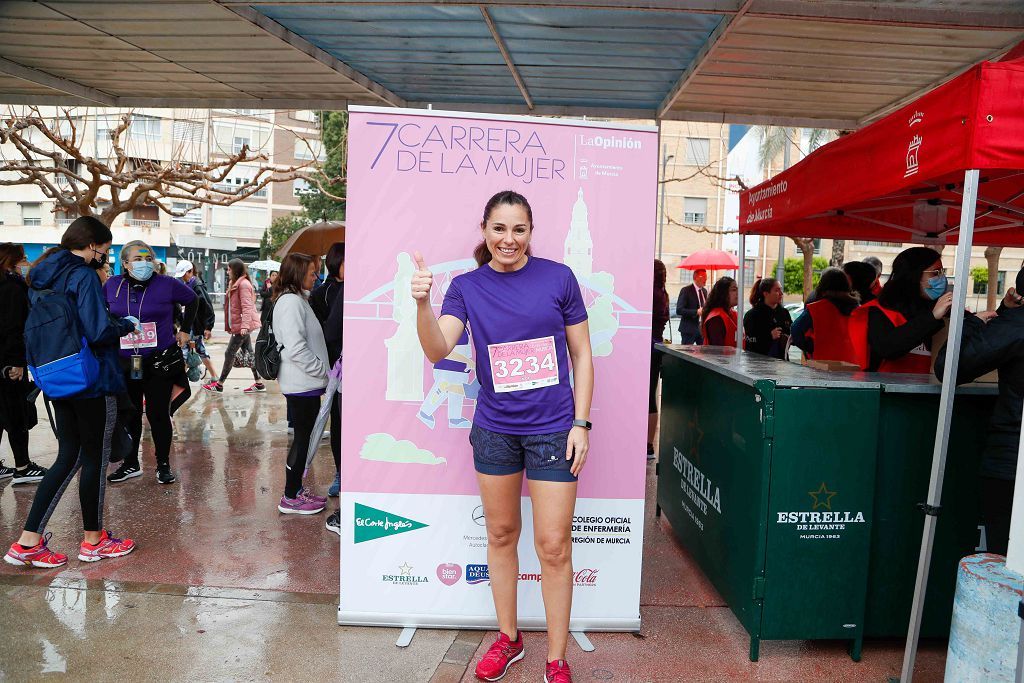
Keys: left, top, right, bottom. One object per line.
{"left": 654, "top": 345, "right": 996, "bottom": 661}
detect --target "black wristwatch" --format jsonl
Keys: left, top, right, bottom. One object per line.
{"left": 572, "top": 419, "right": 592, "bottom": 431}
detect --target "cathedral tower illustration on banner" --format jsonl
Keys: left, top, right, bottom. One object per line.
{"left": 563, "top": 187, "right": 593, "bottom": 279}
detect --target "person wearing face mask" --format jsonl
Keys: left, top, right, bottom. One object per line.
{"left": 104, "top": 240, "right": 197, "bottom": 484}
{"left": 848, "top": 246, "right": 953, "bottom": 373}
{"left": 6, "top": 217, "right": 138, "bottom": 569}
{"left": 0, "top": 243, "right": 47, "bottom": 485}
{"left": 743, "top": 277, "right": 791, "bottom": 359}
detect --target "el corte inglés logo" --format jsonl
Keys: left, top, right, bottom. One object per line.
{"left": 354, "top": 503, "right": 429, "bottom": 543}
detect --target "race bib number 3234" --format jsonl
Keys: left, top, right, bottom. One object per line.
{"left": 487, "top": 336, "right": 559, "bottom": 393}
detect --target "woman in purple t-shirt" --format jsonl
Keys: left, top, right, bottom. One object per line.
{"left": 104, "top": 240, "right": 196, "bottom": 485}
{"left": 413, "top": 190, "right": 594, "bottom": 683}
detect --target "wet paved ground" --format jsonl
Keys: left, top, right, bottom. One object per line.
{"left": 0, "top": 335, "right": 946, "bottom": 681}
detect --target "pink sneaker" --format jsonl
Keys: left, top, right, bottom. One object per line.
{"left": 78, "top": 530, "right": 135, "bottom": 562}
{"left": 4, "top": 533, "right": 67, "bottom": 568}
{"left": 299, "top": 487, "right": 328, "bottom": 505}
{"left": 243, "top": 383, "right": 266, "bottom": 394}
{"left": 544, "top": 659, "right": 573, "bottom": 683}
{"left": 202, "top": 381, "right": 223, "bottom": 393}
{"left": 278, "top": 495, "right": 325, "bottom": 515}
{"left": 475, "top": 632, "right": 524, "bottom": 681}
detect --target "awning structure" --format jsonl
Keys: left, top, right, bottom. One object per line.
{"left": 0, "top": 1, "right": 1021, "bottom": 128}
{"left": 739, "top": 51, "right": 1024, "bottom": 247}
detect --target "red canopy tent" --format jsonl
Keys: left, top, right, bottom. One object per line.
{"left": 736, "top": 48, "right": 1024, "bottom": 683}
{"left": 739, "top": 51, "right": 1024, "bottom": 248}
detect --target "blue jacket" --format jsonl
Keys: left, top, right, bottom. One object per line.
{"left": 29, "top": 250, "right": 134, "bottom": 398}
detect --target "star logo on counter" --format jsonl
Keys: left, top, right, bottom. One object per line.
{"left": 808, "top": 483, "right": 837, "bottom": 511}
{"left": 399, "top": 562, "right": 413, "bottom": 576}
{"left": 686, "top": 409, "right": 705, "bottom": 463}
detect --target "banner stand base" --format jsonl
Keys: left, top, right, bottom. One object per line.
{"left": 396, "top": 627, "right": 416, "bottom": 648}
{"left": 571, "top": 631, "right": 595, "bottom": 652}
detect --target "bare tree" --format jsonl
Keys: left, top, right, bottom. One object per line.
{"left": 0, "top": 106, "right": 342, "bottom": 226}
{"left": 984, "top": 246, "right": 1004, "bottom": 311}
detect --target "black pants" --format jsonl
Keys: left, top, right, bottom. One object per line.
{"left": 285, "top": 395, "right": 320, "bottom": 499}
{"left": 648, "top": 347, "right": 662, "bottom": 415}
{"left": 219, "top": 333, "right": 260, "bottom": 383}
{"left": 982, "top": 476, "right": 1014, "bottom": 556}
{"left": 0, "top": 380, "right": 31, "bottom": 468}
{"left": 124, "top": 371, "right": 174, "bottom": 469}
{"left": 330, "top": 393, "right": 341, "bottom": 474}
{"left": 24, "top": 396, "right": 115, "bottom": 533}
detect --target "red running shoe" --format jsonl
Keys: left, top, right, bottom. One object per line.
{"left": 475, "top": 632, "right": 524, "bottom": 681}
{"left": 4, "top": 532, "right": 67, "bottom": 568}
{"left": 545, "top": 659, "right": 573, "bottom": 683}
{"left": 78, "top": 530, "right": 136, "bottom": 562}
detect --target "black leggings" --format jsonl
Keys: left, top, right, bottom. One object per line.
{"left": 330, "top": 393, "right": 340, "bottom": 474}
{"left": 285, "top": 395, "right": 320, "bottom": 499}
{"left": 125, "top": 372, "right": 174, "bottom": 468}
{"left": 982, "top": 476, "right": 1014, "bottom": 556}
{"left": 24, "top": 396, "right": 115, "bottom": 533}
{"left": 0, "top": 381, "right": 30, "bottom": 468}
{"left": 219, "top": 334, "right": 260, "bottom": 383}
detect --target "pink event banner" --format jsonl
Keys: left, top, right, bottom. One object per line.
{"left": 342, "top": 107, "right": 657, "bottom": 500}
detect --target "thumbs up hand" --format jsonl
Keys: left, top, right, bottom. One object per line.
{"left": 411, "top": 251, "right": 433, "bottom": 302}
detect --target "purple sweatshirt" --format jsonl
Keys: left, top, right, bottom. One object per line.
{"left": 104, "top": 274, "right": 196, "bottom": 357}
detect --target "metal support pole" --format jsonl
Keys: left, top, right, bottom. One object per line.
{"left": 1006, "top": 396, "right": 1024, "bottom": 573}
{"left": 657, "top": 143, "right": 673, "bottom": 263}
{"left": 776, "top": 136, "right": 791, "bottom": 283}
{"left": 1017, "top": 600, "right": 1024, "bottom": 683}
{"left": 736, "top": 233, "right": 747, "bottom": 348}
{"left": 899, "top": 168, "right": 980, "bottom": 682}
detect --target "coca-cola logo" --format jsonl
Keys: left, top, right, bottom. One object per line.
{"left": 574, "top": 568, "right": 599, "bottom": 587}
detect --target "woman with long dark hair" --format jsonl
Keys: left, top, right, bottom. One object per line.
{"left": 413, "top": 190, "right": 593, "bottom": 683}
{"left": 6, "top": 217, "right": 137, "bottom": 568}
{"left": 700, "top": 276, "right": 739, "bottom": 346}
{"left": 204, "top": 258, "right": 263, "bottom": 393}
{"left": 273, "top": 253, "right": 330, "bottom": 514}
{"left": 0, "top": 243, "right": 46, "bottom": 485}
{"left": 849, "top": 246, "right": 953, "bottom": 373}
{"left": 743, "top": 277, "right": 791, "bottom": 359}
{"left": 104, "top": 240, "right": 197, "bottom": 485}
{"left": 648, "top": 260, "right": 670, "bottom": 460}
{"left": 310, "top": 242, "right": 345, "bottom": 532}
{"left": 843, "top": 260, "right": 880, "bottom": 305}
{"left": 791, "top": 267, "right": 860, "bottom": 363}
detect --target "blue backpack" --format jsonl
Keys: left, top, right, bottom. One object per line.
{"left": 25, "top": 268, "right": 100, "bottom": 399}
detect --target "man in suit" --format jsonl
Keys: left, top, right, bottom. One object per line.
{"left": 676, "top": 269, "right": 708, "bottom": 345}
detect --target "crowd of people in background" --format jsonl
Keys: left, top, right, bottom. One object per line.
{"left": 651, "top": 245, "right": 1023, "bottom": 556}
{"left": 2, "top": 217, "right": 345, "bottom": 570}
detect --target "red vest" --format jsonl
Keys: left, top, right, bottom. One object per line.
{"left": 805, "top": 299, "right": 857, "bottom": 364}
{"left": 702, "top": 308, "right": 738, "bottom": 347}
{"left": 848, "top": 300, "right": 933, "bottom": 374}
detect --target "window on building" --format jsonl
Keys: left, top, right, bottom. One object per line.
{"left": 744, "top": 259, "right": 757, "bottom": 286}
{"left": 683, "top": 197, "right": 708, "bottom": 225}
{"left": 813, "top": 238, "right": 822, "bottom": 255}
{"left": 854, "top": 240, "right": 902, "bottom": 247}
{"left": 677, "top": 263, "right": 694, "bottom": 285}
{"left": 21, "top": 203, "right": 41, "bottom": 226}
{"left": 293, "top": 178, "right": 314, "bottom": 197}
{"left": 232, "top": 136, "right": 251, "bottom": 155}
{"left": 95, "top": 115, "right": 120, "bottom": 143}
{"left": 171, "top": 202, "right": 201, "bottom": 224}
{"left": 294, "top": 138, "right": 325, "bottom": 162}
{"left": 973, "top": 271, "right": 1007, "bottom": 296}
{"left": 173, "top": 120, "right": 204, "bottom": 143}
{"left": 685, "top": 138, "right": 711, "bottom": 166}
{"left": 293, "top": 110, "right": 318, "bottom": 123}
{"left": 130, "top": 115, "right": 161, "bottom": 140}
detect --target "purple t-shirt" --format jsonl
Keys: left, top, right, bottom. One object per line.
{"left": 105, "top": 274, "right": 196, "bottom": 357}
{"left": 440, "top": 257, "right": 588, "bottom": 435}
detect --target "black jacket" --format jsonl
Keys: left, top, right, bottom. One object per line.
{"left": 311, "top": 278, "right": 344, "bottom": 366}
{"left": 743, "top": 303, "right": 792, "bottom": 359}
{"left": 185, "top": 276, "right": 215, "bottom": 335}
{"left": 0, "top": 271, "right": 29, "bottom": 371}
{"left": 936, "top": 306, "right": 1024, "bottom": 481}
{"left": 676, "top": 283, "right": 707, "bottom": 337}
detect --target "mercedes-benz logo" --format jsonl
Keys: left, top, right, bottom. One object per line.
{"left": 472, "top": 505, "right": 486, "bottom": 526}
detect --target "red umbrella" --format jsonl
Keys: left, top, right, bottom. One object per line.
{"left": 676, "top": 249, "right": 739, "bottom": 270}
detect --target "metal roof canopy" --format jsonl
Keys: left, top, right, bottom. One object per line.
{"left": 0, "top": 1, "right": 1021, "bottom": 128}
